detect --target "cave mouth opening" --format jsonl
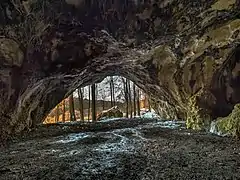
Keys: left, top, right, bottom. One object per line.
{"left": 43, "top": 75, "right": 152, "bottom": 124}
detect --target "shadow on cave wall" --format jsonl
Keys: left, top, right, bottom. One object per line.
{"left": 211, "top": 45, "right": 240, "bottom": 118}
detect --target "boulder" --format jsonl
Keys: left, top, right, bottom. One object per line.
{"left": 97, "top": 106, "right": 123, "bottom": 121}
{"left": 210, "top": 104, "right": 240, "bottom": 138}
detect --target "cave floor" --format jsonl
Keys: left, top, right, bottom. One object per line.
{"left": 0, "top": 118, "right": 240, "bottom": 180}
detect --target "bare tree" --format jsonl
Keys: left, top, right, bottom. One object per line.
{"left": 137, "top": 88, "right": 141, "bottom": 116}
{"left": 110, "top": 76, "right": 115, "bottom": 107}
{"left": 62, "top": 99, "right": 66, "bottom": 122}
{"left": 88, "top": 85, "right": 91, "bottom": 122}
{"left": 122, "top": 77, "right": 128, "bottom": 118}
{"left": 95, "top": 84, "right": 98, "bottom": 115}
{"left": 91, "top": 84, "right": 96, "bottom": 122}
{"left": 148, "top": 96, "right": 151, "bottom": 111}
{"left": 97, "top": 82, "right": 106, "bottom": 110}
{"left": 101, "top": 92, "right": 106, "bottom": 110}
{"left": 112, "top": 77, "right": 115, "bottom": 106}
{"left": 55, "top": 105, "right": 60, "bottom": 122}
{"left": 69, "top": 93, "right": 76, "bottom": 121}
{"left": 77, "top": 88, "right": 84, "bottom": 121}
{"left": 133, "top": 84, "right": 136, "bottom": 117}
{"left": 145, "top": 94, "right": 147, "bottom": 109}
{"left": 127, "top": 80, "right": 132, "bottom": 118}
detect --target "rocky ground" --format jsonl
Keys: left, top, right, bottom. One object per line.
{"left": 1, "top": 118, "right": 240, "bottom": 180}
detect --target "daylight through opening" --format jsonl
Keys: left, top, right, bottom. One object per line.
{"left": 43, "top": 76, "right": 154, "bottom": 124}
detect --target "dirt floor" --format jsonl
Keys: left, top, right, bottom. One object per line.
{"left": 0, "top": 118, "right": 240, "bottom": 180}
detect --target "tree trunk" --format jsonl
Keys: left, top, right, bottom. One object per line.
{"left": 88, "top": 85, "right": 91, "bottom": 122}
{"left": 91, "top": 84, "right": 96, "bottom": 122}
{"left": 69, "top": 93, "right": 76, "bottom": 121}
{"left": 122, "top": 78, "right": 128, "bottom": 118}
{"left": 111, "top": 76, "right": 115, "bottom": 106}
{"left": 96, "top": 84, "right": 98, "bottom": 115}
{"left": 55, "top": 105, "right": 60, "bottom": 123}
{"left": 62, "top": 99, "right": 66, "bottom": 122}
{"left": 110, "top": 77, "right": 113, "bottom": 107}
{"left": 148, "top": 96, "right": 151, "bottom": 111}
{"left": 102, "top": 100, "right": 105, "bottom": 110}
{"left": 127, "top": 80, "right": 132, "bottom": 118}
{"left": 77, "top": 88, "right": 84, "bottom": 121}
{"left": 137, "top": 88, "right": 141, "bottom": 116}
{"left": 82, "top": 88, "right": 85, "bottom": 120}
{"left": 133, "top": 84, "right": 136, "bottom": 117}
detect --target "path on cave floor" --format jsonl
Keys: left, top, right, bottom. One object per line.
{"left": 1, "top": 118, "right": 240, "bottom": 180}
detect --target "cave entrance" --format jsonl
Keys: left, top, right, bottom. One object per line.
{"left": 43, "top": 76, "right": 152, "bottom": 124}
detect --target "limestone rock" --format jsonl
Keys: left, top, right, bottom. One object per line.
{"left": 211, "top": 104, "right": 240, "bottom": 137}
{"left": 97, "top": 106, "right": 123, "bottom": 121}
{"left": 0, "top": 38, "right": 24, "bottom": 67}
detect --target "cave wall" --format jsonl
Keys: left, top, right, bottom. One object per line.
{"left": 0, "top": 0, "right": 240, "bottom": 140}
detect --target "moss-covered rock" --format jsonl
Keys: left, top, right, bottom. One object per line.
{"left": 211, "top": 0, "right": 236, "bottom": 10}
{"left": 213, "top": 104, "right": 240, "bottom": 137}
{"left": 186, "top": 90, "right": 203, "bottom": 130}
{"left": 0, "top": 38, "right": 24, "bottom": 67}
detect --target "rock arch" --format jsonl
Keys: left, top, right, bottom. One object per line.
{"left": 0, "top": 0, "right": 240, "bottom": 140}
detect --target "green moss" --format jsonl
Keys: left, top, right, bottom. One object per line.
{"left": 211, "top": 0, "right": 236, "bottom": 10}
{"left": 209, "top": 26, "right": 230, "bottom": 41}
{"left": 204, "top": 56, "right": 214, "bottom": 68}
{"left": 153, "top": 45, "right": 175, "bottom": 63}
{"left": 230, "top": 19, "right": 240, "bottom": 31}
{"left": 152, "top": 46, "right": 177, "bottom": 85}
{"left": 193, "top": 19, "right": 240, "bottom": 57}
{"left": 0, "top": 38, "right": 24, "bottom": 67}
{"left": 216, "top": 104, "right": 240, "bottom": 137}
{"left": 182, "top": 65, "right": 192, "bottom": 94}
{"left": 185, "top": 89, "right": 212, "bottom": 130}
{"left": 203, "top": 56, "right": 215, "bottom": 83}
{"left": 186, "top": 93, "right": 203, "bottom": 130}
{"left": 206, "top": 19, "right": 240, "bottom": 44}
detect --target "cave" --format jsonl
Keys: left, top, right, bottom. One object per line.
{"left": 1, "top": 0, "right": 240, "bottom": 179}
{"left": 0, "top": 0, "right": 240, "bottom": 140}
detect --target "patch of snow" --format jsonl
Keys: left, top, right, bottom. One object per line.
{"left": 95, "top": 128, "right": 147, "bottom": 153}
{"left": 95, "top": 138, "right": 132, "bottom": 153}
{"left": 182, "top": 132, "right": 191, "bottom": 136}
{"left": 209, "top": 121, "right": 230, "bottom": 137}
{"left": 210, "top": 121, "right": 220, "bottom": 135}
{"left": 112, "top": 128, "right": 148, "bottom": 141}
{"left": 59, "top": 150, "right": 82, "bottom": 157}
{"left": 57, "top": 121, "right": 80, "bottom": 125}
{"left": 10, "top": 151, "right": 19, "bottom": 154}
{"left": 153, "top": 121, "right": 182, "bottom": 129}
{"left": 95, "top": 132, "right": 134, "bottom": 153}
{"left": 54, "top": 132, "right": 90, "bottom": 144}
{"left": 141, "top": 111, "right": 161, "bottom": 119}
{"left": 138, "top": 120, "right": 185, "bottom": 129}
{"left": 41, "top": 149, "right": 61, "bottom": 155}
{"left": 99, "top": 117, "right": 123, "bottom": 122}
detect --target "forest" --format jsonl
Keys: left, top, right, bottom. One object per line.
{"left": 44, "top": 76, "right": 150, "bottom": 123}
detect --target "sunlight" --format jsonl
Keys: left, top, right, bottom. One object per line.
{"left": 43, "top": 76, "right": 151, "bottom": 124}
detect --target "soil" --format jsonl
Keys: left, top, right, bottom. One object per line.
{"left": 0, "top": 118, "right": 240, "bottom": 180}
